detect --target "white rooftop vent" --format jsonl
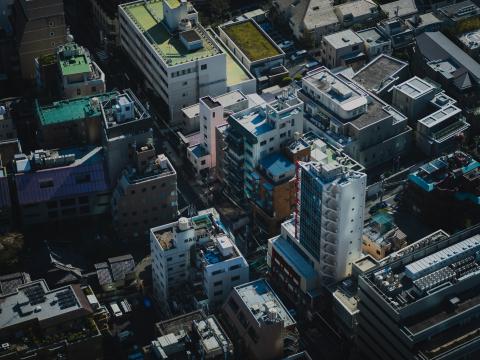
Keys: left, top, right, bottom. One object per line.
{"left": 216, "top": 235, "right": 233, "bottom": 257}
{"left": 178, "top": 217, "right": 189, "bottom": 231}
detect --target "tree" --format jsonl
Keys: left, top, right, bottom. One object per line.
{"left": 0, "top": 232, "right": 25, "bottom": 272}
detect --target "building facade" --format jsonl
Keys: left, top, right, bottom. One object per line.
{"left": 119, "top": 0, "right": 227, "bottom": 124}
{"left": 112, "top": 146, "right": 178, "bottom": 242}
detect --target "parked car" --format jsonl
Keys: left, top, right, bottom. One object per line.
{"left": 305, "top": 61, "right": 320, "bottom": 71}
{"left": 279, "top": 40, "right": 294, "bottom": 50}
{"left": 290, "top": 49, "right": 307, "bottom": 61}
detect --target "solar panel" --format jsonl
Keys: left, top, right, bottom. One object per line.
{"left": 24, "top": 283, "right": 46, "bottom": 305}
{"left": 56, "top": 289, "right": 78, "bottom": 309}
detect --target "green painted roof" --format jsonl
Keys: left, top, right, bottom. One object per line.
{"left": 165, "top": 0, "right": 180, "bottom": 8}
{"left": 36, "top": 92, "right": 118, "bottom": 126}
{"left": 122, "top": 0, "right": 221, "bottom": 66}
{"left": 58, "top": 43, "right": 92, "bottom": 76}
{"left": 223, "top": 20, "right": 281, "bottom": 62}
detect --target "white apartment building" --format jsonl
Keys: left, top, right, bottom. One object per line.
{"left": 267, "top": 159, "right": 367, "bottom": 308}
{"left": 150, "top": 209, "right": 248, "bottom": 308}
{"left": 119, "top": 0, "right": 227, "bottom": 124}
{"left": 199, "top": 234, "right": 249, "bottom": 307}
{"left": 186, "top": 96, "right": 227, "bottom": 175}
{"left": 320, "top": 29, "right": 366, "bottom": 70}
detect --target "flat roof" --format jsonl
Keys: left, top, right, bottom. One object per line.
{"left": 352, "top": 54, "right": 407, "bottom": 92}
{"left": 57, "top": 43, "right": 92, "bottom": 76}
{"left": 208, "top": 30, "right": 253, "bottom": 86}
{"left": 0, "top": 280, "right": 90, "bottom": 330}
{"left": 395, "top": 76, "right": 435, "bottom": 99}
{"left": 323, "top": 29, "right": 363, "bottom": 49}
{"left": 121, "top": 0, "right": 220, "bottom": 66}
{"left": 418, "top": 104, "right": 461, "bottom": 127}
{"left": 222, "top": 20, "right": 281, "bottom": 62}
{"left": 380, "top": 0, "right": 418, "bottom": 18}
{"left": 234, "top": 279, "right": 295, "bottom": 327}
{"left": 36, "top": 92, "right": 117, "bottom": 126}
{"left": 182, "top": 90, "right": 248, "bottom": 119}
{"left": 258, "top": 152, "right": 295, "bottom": 178}
{"left": 271, "top": 235, "right": 316, "bottom": 280}
{"left": 356, "top": 27, "right": 389, "bottom": 45}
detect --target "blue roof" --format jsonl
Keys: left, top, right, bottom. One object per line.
{"left": 258, "top": 153, "right": 294, "bottom": 178}
{"left": 190, "top": 144, "right": 208, "bottom": 158}
{"left": 273, "top": 236, "right": 316, "bottom": 280}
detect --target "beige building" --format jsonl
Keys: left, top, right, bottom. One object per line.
{"left": 112, "top": 144, "right": 177, "bottom": 242}
{"left": 12, "top": 0, "right": 67, "bottom": 79}
{"left": 222, "top": 279, "right": 299, "bottom": 360}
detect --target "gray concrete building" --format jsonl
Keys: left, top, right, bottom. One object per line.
{"left": 357, "top": 225, "right": 480, "bottom": 360}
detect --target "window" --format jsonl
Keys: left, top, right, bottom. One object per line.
{"left": 201, "top": 64, "right": 207, "bottom": 70}
{"left": 49, "top": 21, "right": 55, "bottom": 27}
{"left": 91, "top": 86, "right": 97, "bottom": 93}
{"left": 77, "top": 89, "right": 81, "bottom": 95}
{"left": 49, "top": 31, "right": 55, "bottom": 37}
{"left": 152, "top": 185, "right": 156, "bottom": 190}
{"left": 229, "top": 264, "right": 241, "bottom": 271}
{"left": 78, "top": 196, "right": 89, "bottom": 204}
{"left": 75, "top": 173, "right": 91, "bottom": 184}
{"left": 214, "top": 290, "right": 222, "bottom": 296}
{"left": 280, "top": 123, "right": 286, "bottom": 129}
{"left": 60, "top": 198, "right": 76, "bottom": 207}
{"left": 212, "top": 269, "right": 223, "bottom": 276}
{"left": 47, "top": 201, "right": 57, "bottom": 209}
{"left": 214, "top": 280, "right": 222, "bottom": 286}
{"left": 231, "top": 275, "right": 240, "bottom": 282}
{"left": 269, "top": 137, "right": 274, "bottom": 142}
{"left": 280, "top": 132, "right": 286, "bottom": 138}
{"left": 260, "top": 140, "right": 267, "bottom": 146}
{"left": 39, "top": 179, "right": 54, "bottom": 188}
{"left": 201, "top": 160, "right": 206, "bottom": 165}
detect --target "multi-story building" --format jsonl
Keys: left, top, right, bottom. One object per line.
{"left": 391, "top": 76, "right": 470, "bottom": 155}
{"left": 186, "top": 96, "right": 228, "bottom": 176}
{"left": 414, "top": 31, "right": 480, "bottom": 105}
{"left": 89, "top": 0, "right": 128, "bottom": 47}
{"left": 118, "top": 0, "right": 227, "bottom": 124}
{"left": 112, "top": 146, "right": 177, "bottom": 242}
{"left": 0, "top": 161, "right": 11, "bottom": 228}
{"left": 407, "top": 151, "right": 480, "bottom": 231}
{"left": 301, "top": 67, "right": 412, "bottom": 169}
{"left": 150, "top": 209, "right": 248, "bottom": 309}
{"left": 218, "top": 19, "right": 285, "bottom": 75}
{"left": 0, "top": 279, "right": 105, "bottom": 360}
{"left": 11, "top": 0, "right": 67, "bottom": 79}
{"left": 54, "top": 41, "right": 106, "bottom": 99}
{"left": 181, "top": 90, "right": 249, "bottom": 135}
{"left": 377, "top": 17, "right": 414, "bottom": 49}
{"left": 351, "top": 54, "right": 408, "bottom": 102}
{"left": 13, "top": 146, "right": 110, "bottom": 225}
{"left": 0, "top": 101, "right": 18, "bottom": 143}
{"left": 222, "top": 279, "right": 298, "bottom": 360}
{"left": 434, "top": 0, "right": 480, "bottom": 27}
{"left": 356, "top": 28, "right": 392, "bottom": 60}
{"left": 267, "top": 152, "right": 366, "bottom": 310}
{"left": 148, "top": 310, "right": 234, "bottom": 359}
{"left": 222, "top": 91, "right": 304, "bottom": 204}
{"left": 357, "top": 224, "right": 480, "bottom": 360}
{"left": 34, "top": 92, "right": 116, "bottom": 148}
{"left": 100, "top": 88, "right": 154, "bottom": 186}
{"left": 320, "top": 29, "right": 366, "bottom": 70}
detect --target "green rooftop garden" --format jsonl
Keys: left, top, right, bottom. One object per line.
{"left": 223, "top": 20, "right": 281, "bottom": 62}
{"left": 122, "top": 0, "right": 220, "bottom": 66}
{"left": 38, "top": 53, "right": 57, "bottom": 66}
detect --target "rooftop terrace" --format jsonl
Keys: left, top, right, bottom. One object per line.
{"left": 395, "top": 76, "right": 435, "bottom": 99}
{"left": 121, "top": 0, "right": 221, "bottom": 66}
{"left": 234, "top": 279, "right": 295, "bottom": 327}
{"left": 57, "top": 42, "right": 92, "bottom": 76}
{"left": 222, "top": 20, "right": 282, "bottom": 62}
{"left": 36, "top": 92, "right": 117, "bottom": 126}
{"left": 352, "top": 54, "right": 407, "bottom": 92}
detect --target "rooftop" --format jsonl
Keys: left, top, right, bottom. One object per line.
{"left": 57, "top": 42, "right": 93, "bottom": 76}
{"left": 207, "top": 29, "right": 253, "bottom": 86}
{"left": 362, "top": 226, "right": 480, "bottom": 316}
{"left": 101, "top": 89, "right": 151, "bottom": 130}
{"left": 418, "top": 104, "right": 461, "bottom": 128}
{"left": 200, "top": 235, "right": 240, "bottom": 265}
{"left": 95, "top": 254, "right": 135, "bottom": 286}
{"left": 258, "top": 153, "right": 295, "bottom": 180}
{"left": 436, "top": 0, "right": 479, "bottom": 21}
{"left": 395, "top": 76, "right": 435, "bottom": 99}
{"left": 356, "top": 27, "right": 390, "bottom": 45}
{"left": 380, "top": 0, "right": 418, "bottom": 18}
{"left": 182, "top": 89, "right": 248, "bottom": 119}
{"left": 221, "top": 20, "right": 282, "bottom": 62}
{"left": 352, "top": 54, "right": 407, "bottom": 92}
{"left": 409, "top": 151, "right": 479, "bottom": 192}
{"left": 121, "top": 0, "right": 221, "bottom": 66}
{"left": 0, "top": 280, "right": 91, "bottom": 330}
{"left": 36, "top": 92, "right": 117, "bottom": 126}
{"left": 271, "top": 235, "right": 316, "bottom": 280}
{"left": 234, "top": 279, "right": 295, "bottom": 327}
{"left": 459, "top": 29, "right": 480, "bottom": 50}
{"left": 0, "top": 272, "right": 31, "bottom": 296}
{"left": 323, "top": 29, "right": 363, "bottom": 49}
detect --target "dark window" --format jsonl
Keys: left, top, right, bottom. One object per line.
{"left": 62, "top": 208, "right": 76, "bottom": 216}
{"left": 260, "top": 140, "right": 267, "bottom": 146}
{"left": 214, "top": 290, "right": 222, "bottom": 296}
{"left": 229, "top": 264, "right": 241, "bottom": 271}
{"left": 39, "top": 179, "right": 54, "bottom": 188}
{"left": 75, "top": 173, "right": 91, "bottom": 184}
{"left": 201, "top": 64, "right": 207, "bottom": 70}
{"left": 47, "top": 201, "right": 57, "bottom": 209}
{"left": 231, "top": 275, "right": 240, "bottom": 281}
{"left": 78, "top": 196, "right": 89, "bottom": 204}
{"left": 212, "top": 269, "right": 223, "bottom": 276}
{"left": 79, "top": 206, "right": 90, "bottom": 214}
{"left": 60, "top": 198, "right": 75, "bottom": 207}
{"left": 214, "top": 280, "right": 222, "bottom": 286}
